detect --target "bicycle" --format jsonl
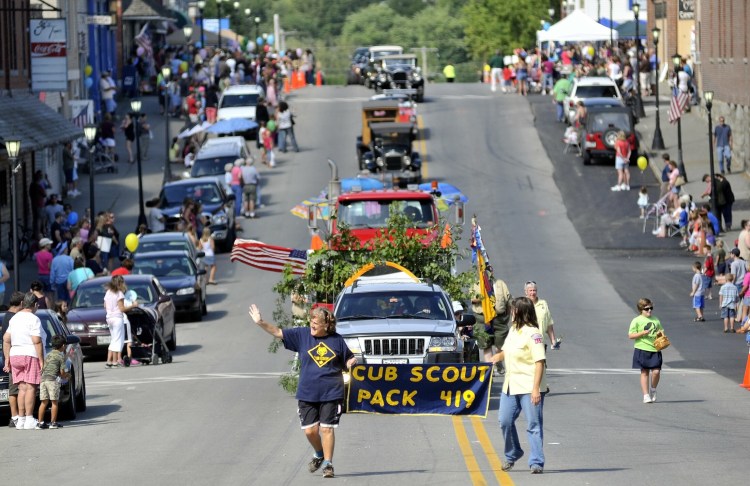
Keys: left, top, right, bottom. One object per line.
{"left": 0, "top": 221, "right": 33, "bottom": 268}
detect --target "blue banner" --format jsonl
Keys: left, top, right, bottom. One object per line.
{"left": 346, "top": 364, "right": 493, "bottom": 417}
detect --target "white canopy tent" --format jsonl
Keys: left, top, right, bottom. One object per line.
{"left": 537, "top": 9, "right": 618, "bottom": 44}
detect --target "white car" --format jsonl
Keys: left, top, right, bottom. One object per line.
{"left": 216, "top": 84, "right": 265, "bottom": 123}
{"left": 564, "top": 76, "right": 622, "bottom": 124}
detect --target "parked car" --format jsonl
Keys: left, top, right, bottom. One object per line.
{"left": 157, "top": 177, "right": 236, "bottom": 252}
{"left": 582, "top": 104, "right": 638, "bottom": 166}
{"left": 182, "top": 136, "right": 250, "bottom": 191}
{"left": 216, "top": 84, "right": 264, "bottom": 138}
{"left": 564, "top": 76, "right": 622, "bottom": 125}
{"left": 363, "top": 122, "right": 422, "bottom": 187}
{"left": 1, "top": 309, "right": 86, "bottom": 420}
{"left": 136, "top": 232, "right": 205, "bottom": 264}
{"left": 67, "top": 275, "right": 177, "bottom": 355}
{"left": 347, "top": 46, "right": 370, "bottom": 85}
{"left": 372, "top": 54, "right": 424, "bottom": 102}
{"left": 132, "top": 251, "right": 207, "bottom": 321}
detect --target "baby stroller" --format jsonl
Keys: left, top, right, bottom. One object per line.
{"left": 124, "top": 307, "right": 172, "bottom": 365}
{"left": 76, "top": 139, "right": 118, "bottom": 175}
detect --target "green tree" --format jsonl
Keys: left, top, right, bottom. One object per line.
{"left": 339, "top": 4, "right": 414, "bottom": 47}
{"left": 462, "top": 0, "right": 548, "bottom": 60}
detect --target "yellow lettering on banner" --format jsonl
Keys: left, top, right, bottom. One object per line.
{"left": 426, "top": 366, "right": 440, "bottom": 382}
{"left": 367, "top": 367, "right": 384, "bottom": 381}
{"left": 443, "top": 366, "right": 459, "bottom": 383}
{"left": 371, "top": 390, "right": 385, "bottom": 406}
{"left": 385, "top": 389, "right": 400, "bottom": 406}
{"left": 402, "top": 390, "right": 417, "bottom": 406}
{"left": 384, "top": 366, "right": 398, "bottom": 381}
{"left": 476, "top": 365, "right": 490, "bottom": 382}
{"left": 410, "top": 366, "right": 423, "bottom": 382}
{"left": 460, "top": 366, "right": 476, "bottom": 382}
{"left": 357, "top": 389, "right": 371, "bottom": 403}
{"left": 351, "top": 366, "right": 365, "bottom": 381}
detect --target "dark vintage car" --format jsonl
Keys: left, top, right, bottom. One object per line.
{"left": 156, "top": 177, "right": 236, "bottom": 252}
{"left": 67, "top": 275, "right": 177, "bottom": 356}
{"left": 347, "top": 46, "right": 370, "bottom": 85}
{"left": 1, "top": 309, "right": 87, "bottom": 420}
{"left": 582, "top": 105, "right": 638, "bottom": 166}
{"left": 132, "top": 251, "right": 207, "bottom": 321}
{"left": 372, "top": 54, "right": 424, "bottom": 102}
{"left": 364, "top": 122, "right": 422, "bottom": 187}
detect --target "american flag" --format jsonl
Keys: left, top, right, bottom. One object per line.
{"left": 231, "top": 239, "right": 308, "bottom": 275}
{"left": 135, "top": 24, "right": 153, "bottom": 59}
{"left": 71, "top": 106, "right": 88, "bottom": 128}
{"left": 668, "top": 91, "right": 690, "bottom": 124}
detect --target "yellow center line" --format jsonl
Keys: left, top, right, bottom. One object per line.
{"left": 452, "top": 416, "right": 487, "bottom": 485}
{"left": 471, "top": 416, "right": 515, "bottom": 485}
{"left": 417, "top": 115, "right": 428, "bottom": 178}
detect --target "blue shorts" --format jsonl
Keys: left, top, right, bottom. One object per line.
{"left": 633, "top": 348, "right": 662, "bottom": 370}
{"left": 743, "top": 296, "right": 750, "bottom": 307}
{"left": 692, "top": 295, "right": 705, "bottom": 309}
{"left": 721, "top": 307, "right": 736, "bottom": 319}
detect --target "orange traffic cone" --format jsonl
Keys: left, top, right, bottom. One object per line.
{"left": 310, "top": 233, "right": 325, "bottom": 251}
{"left": 741, "top": 348, "right": 750, "bottom": 390}
{"left": 315, "top": 70, "right": 322, "bottom": 86}
{"left": 297, "top": 70, "right": 306, "bottom": 87}
{"left": 284, "top": 77, "right": 291, "bottom": 93}
{"left": 440, "top": 223, "right": 452, "bottom": 248}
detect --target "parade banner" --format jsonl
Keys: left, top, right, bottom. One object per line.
{"left": 30, "top": 19, "right": 68, "bottom": 92}
{"left": 346, "top": 364, "right": 493, "bottom": 417}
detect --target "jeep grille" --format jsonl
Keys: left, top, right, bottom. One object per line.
{"left": 364, "top": 338, "right": 426, "bottom": 356}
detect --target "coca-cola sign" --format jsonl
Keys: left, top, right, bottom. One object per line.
{"left": 30, "top": 19, "right": 68, "bottom": 91}
{"left": 31, "top": 43, "right": 67, "bottom": 58}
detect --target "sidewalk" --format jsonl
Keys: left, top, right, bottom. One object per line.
{"left": 638, "top": 90, "right": 750, "bottom": 245}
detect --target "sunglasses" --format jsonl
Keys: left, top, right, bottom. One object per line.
{"left": 643, "top": 307, "right": 654, "bottom": 311}
{"left": 525, "top": 281, "right": 537, "bottom": 287}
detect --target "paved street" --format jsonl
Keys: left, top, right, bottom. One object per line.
{"left": 2, "top": 83, "right": 750, "bottom": 485}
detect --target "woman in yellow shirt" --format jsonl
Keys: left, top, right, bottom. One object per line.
{"left": 490, "top": 297, "right": 547, "bottom": 474}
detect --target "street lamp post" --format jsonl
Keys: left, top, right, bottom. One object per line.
{"left": 244, "top": 8, "right": 251, "bottom": 45}
{"left": 609, "top": 0, "right": 614, "bottom": 49}
{"left": 651, "top": 27, "right": 666, "bottom": 150}
{"left": 183, "top": 25, "right": 193, "bottom": 44}
{"left": 162, "top": 66, "right": 172, "bottom": 185}
{"left": 233, "top": 2, "right": 240, "bottom": 43}
{"left": 197, "top": 0, "right": 206, "bottom": 48}
{"left": 632, "top": 3, "right": 646, "bottom": 118}
{"left": 217, "top": 0, "right": 223, "bottom": 50}
{"left": 4, "top": 138, "right": 21, "bottom": 292}
{"left": 705, "top": 91, "right": 718, "bottom": 222}
{"left": 130, "top": 99, "right": 147, "bottom": 229}
{"left": 673, "top": 54, "right": 687, "bottom": 181}
{"left": 83, "top": 124, "right": 98, "bottom": 224}
{"left": 254, "top": 17, "right": 260, "bottom": 48}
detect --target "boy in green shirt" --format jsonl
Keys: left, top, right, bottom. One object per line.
{"left": 36, "top": 335, "right": 70, "bottom": 429}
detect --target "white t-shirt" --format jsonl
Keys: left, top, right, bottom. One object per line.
{"left": 100, "top": 77, "right": 115, "bottom": 100}
{"left": 104, "top": 290, "right": 125, "bottom": 319}
{"left": 7, "top": 311, "right": 43, "bottom": 357}
{"left": 277, "top": 110, "right": 293, "bottom": 130}
{"left": 148, "top": 207, "right": 165, "bottom": 233}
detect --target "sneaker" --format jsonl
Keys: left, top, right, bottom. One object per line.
{"left": 105, "top": 363, "right": 113, "bottom": 369}
{"left": 501, "top": 461, "right": 515, "bottom": 471}
{"left": 49, "top": 422, "right": 63, "bottom": 429}
{"left": 650, "top": 389, "right": 657, "bottom": 403}
{"left": 130, "top": 359, "right": 142, "bottom": 366}
{"left": 643, "top": 394, "right": 653, "bottom": 404}
{"left": 530, "top": 465, "right": 544, "bottom": 474}
{"left": 23, "top": 417, "right": 37, "bottom": 429}
{"left": 36, "top": 422, "right": 49, "bottom": 430}
{"left": 308, "top": 456, "right": 324, "bottom": 473}
{"left": 14, "top": 417, "right": 24, "bottom": 430}
{"left": 611, "top": 185, "right": 622, "bottom": 192}
{"left": 9, "top": 417, "right": 17, "bottom": 428}
{"left": 622, "top": 184, "right": 630, "bottom": 191}
{"left": 322, "top": 464, "right": 334, "bottom": 478}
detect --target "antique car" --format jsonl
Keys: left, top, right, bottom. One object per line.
{"left": 356, "top": 99, "right": 401, "bottom": 170}
{"left": 363, "top": 122, "right": 422, "bottom": 187}
{"left": 371, "top": 54, "right": 424, "bottom": 102}
{"left": 363, "top": 45, "right": 404, "bottom": 89}
{"left": 370, "top": 91, "right": 418, "bottom": 124}
{"left": 582, "top": 104, "right": 638, "bottom": 166}
{"left": 347, "top": 46, "right": 370, "bottom": 85}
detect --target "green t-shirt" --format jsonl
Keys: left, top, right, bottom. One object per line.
{"left": 628, "top": 315, "right": 664, "bottom": 352}
{"left": 553, "top": 78, "right": 571, "bottom": 102}
{"left": 489, "top": 54, "right": 504, "bottom": 69}
{"left": 41, "top": 349, "right": 68, "bottom": 382}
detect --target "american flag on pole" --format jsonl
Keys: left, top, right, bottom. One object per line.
{"left": 668, "top": 91, "right": 690, "bottom": 124}
{"left": 71, "top": 106, "right": 89, "bottom": 128}
{"left": 231, "top": 239, "right": 308, "bottom": 275}
{"left": 134, "top": 24, "right": 153, "bottom": 59}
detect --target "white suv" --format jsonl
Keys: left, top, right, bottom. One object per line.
{"left": 564, "top": 76, "right": 622, "bottom": 124}
{"left": 217, "top": 84, "right": 265, "bottom": 123}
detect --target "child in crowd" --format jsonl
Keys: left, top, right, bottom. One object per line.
{"left": 261, "top": 122, "right": 276, "bottom": 168}
{"left": 36, "top": 335, "right": 70, "bottom": 429}
{"left": 690, "top": 261, "right": 706, "bottom": 322}
{"left": 719, "top": 274, "right": 739, "bottom": 333}
{"left": 638, "top": 186, "right": 649, "bottom": 219}
{"left": 714, "top": 239, "right": 727, "bottom": 276}
{"left": 704, "top": 247, "right": 715, "bottom": 299}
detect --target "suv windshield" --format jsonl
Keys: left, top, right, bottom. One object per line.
{"left": 220, "top": 93, "right": 259, "bottom": 108}
{"left": 590, "top": 112, "right": 631, "bottom": 132}
{"left": 191, "top": 156, "right": 236, "bottom": 177}
{"left": 339, "top": 199, "right": 434, "bottom": 228}
{"left": 163, "top": 183, "right": 222, "bottom": 206}
{"left": 134, "top": 256, "right": 196, "bottom": 277}
{"left": 337, "top": 291, "right": 450, "bottom": 320}
{"left": 575, "top": 85, "right": 619, "bottom": 98}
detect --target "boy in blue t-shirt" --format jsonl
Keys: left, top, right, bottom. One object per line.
{"left": 690, "top": 261, "right": 706, "bottom": 321}
{"left": 249, "top": 304, "right": 357, "bottom": 479}
{"left": 678, "top": 202, "right": 689, "bottom": 247}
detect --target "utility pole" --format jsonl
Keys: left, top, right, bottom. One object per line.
{"left": 409, "top": 47, "right": 438, "bottom": 82}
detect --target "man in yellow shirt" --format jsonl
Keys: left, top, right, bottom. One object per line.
{"left": 443, "top": 63, "right": 455, "bottom": 83}
{"left": 525, "top": 281, "right": 560, "bottom": 349}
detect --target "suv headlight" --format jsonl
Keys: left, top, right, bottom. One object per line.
{"left": 428, "top": 336, "right": 457, "bottom": 351}
{"left": 344, "top": 338, "right": 362, "bottom": 354}
{"left": 212, "top": 212, "right": 228, "bottom": 225}
{"left": 176, "top": 287, "right": 196, "bottom": 295}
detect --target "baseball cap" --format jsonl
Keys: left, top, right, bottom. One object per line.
{"left": 452, "top": 301, "right": 464, "bottom": 313}
{"left": 39, "top": 237, "right": 53, "bottom": 248}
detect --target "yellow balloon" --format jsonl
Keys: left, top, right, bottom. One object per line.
{"left": 637, "top": 156, "right": 648, "bottom": 171}
{"left": 125, "top": 233, "right": 139, "bottom": 253}
{"left": 84, "top": 64, "right": 93, "bottom": 77}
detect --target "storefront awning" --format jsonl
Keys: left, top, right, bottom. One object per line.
{"left": 0, "top": 96, "right": 83, "bottom": 156}
{"left": 122, "top": 0, "right": 172, "bottom": 21}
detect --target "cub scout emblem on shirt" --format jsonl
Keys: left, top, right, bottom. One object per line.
{"left": 532, "top": 333, "right": 543, "bottom": 344}
{"left": 308, "top": 342, "right": 337, "bottom": 367}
